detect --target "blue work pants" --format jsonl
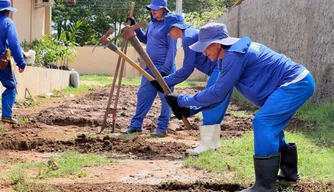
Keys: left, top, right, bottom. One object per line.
{"left": 0, "top": 64, "right": 16, "bottom": 118}
{"left": 253, "top": 74, "right": 315, "bottom": 156}
{"left": 130, "top": 65, "right": 175, "bottom": 133}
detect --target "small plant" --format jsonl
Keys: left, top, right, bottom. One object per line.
{"left": 6, "top": 165, "right": 26, "bottom": 185}
{"left": 30, "top": 151, "right": 116, "bottom": 179}
{"left": 0, "top": 124, "right": 5, "bottom": 133}
{"left": 14, "top": 116, "right": 30, "bottom": 124}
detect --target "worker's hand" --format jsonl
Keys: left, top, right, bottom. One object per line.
{"left": 171, "top": 107, "right": 191, "bottom": 120}
{"left": 160, "top": 71, "right": 168, "bottom": 77}
{"left": 18, "top": 68, "right": 24, "bottom": 73}
{"left": 165, "top": 93, "right": 180, "bottom": 109}
{"left": 150, "top": 80, "right": 163, "bottom": 93}
{"left": 126, "top": 17, "right": 137, "bottom": 26}
{"left": 22, "top": 52, "right": 29, "bottom": 59}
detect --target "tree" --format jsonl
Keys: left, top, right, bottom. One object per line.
{"left": 52, "top": 0, "right": 238, "bottom": 45}
{"left": 183, "top": 0, "right": 238, "bottom": 28}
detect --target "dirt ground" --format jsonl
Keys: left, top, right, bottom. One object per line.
{"left": 0, "top": 84, "right": 332, "bottom": 192}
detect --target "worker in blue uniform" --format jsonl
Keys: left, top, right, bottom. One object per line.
{"left": 0, "top": 0, "right": 26, "bottom": 124}
{"left": 151, "top": 13, "right": 231, "bottom": 155}
{"left": 165, "top": 23, "right": 315, "bottom": 191}
{"left": 122, "top": 0, "right": 177, "bottom": 137}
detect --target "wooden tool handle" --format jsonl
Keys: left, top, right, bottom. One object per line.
{"left": 128, "top": 36, "right": 193, "bottom": 129}
{"left": 128, "top": 36, "right": 171, "bottom": 93}
{"left": 128, "top": 2, "right": 135, "bottom": 20}
{"left": 115, "top": 50, "right": 154, "bottom": 81}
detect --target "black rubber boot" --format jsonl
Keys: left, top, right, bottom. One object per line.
{"left": 278, "top": 143, "right": 300, "bottom": 182}
{"left": 241, "top": 153, "right": 280, "bottom": 192}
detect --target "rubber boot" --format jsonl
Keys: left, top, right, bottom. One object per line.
{"left": 186, "top": 125, "right": 216, "bottom": 155}
{"left": 241, "top": 153, "right": 280, "bottom": 192}
{"left": 278, "top": 143, "right": 300, "bottom": 182}
{"left": 213, "top": 124, "right": 221, "bottom": 149}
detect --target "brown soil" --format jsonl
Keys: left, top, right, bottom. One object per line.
{"left": 0, "top": 84, "right": 332, "bottom": 192}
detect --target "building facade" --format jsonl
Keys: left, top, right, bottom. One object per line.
{"left": 10, "top": 0, "right": 52, "bottom": 43}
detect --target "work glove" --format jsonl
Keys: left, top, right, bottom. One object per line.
{"left": 165, "top": 93, "right": 181, "bottom": 109}
{"left": 126, "top": 17, "right": 136, "bottom": 26}
{"left": 150, "top": 80, "right": 163, "bottom": 93}
{"left": 160, "top": 71, "right": 168, "bottom": 77}
{"left": 171, "top": 107, "right": 191, "bottom": 120}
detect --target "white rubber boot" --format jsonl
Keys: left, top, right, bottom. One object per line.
{"left": 213, "top": 124, "right": 221, "bottom": 150}
{"left": 186, "top": 125, "right": 216, "bottom": 155}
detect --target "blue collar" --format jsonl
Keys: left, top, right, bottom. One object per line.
{"left": 224, "top": 36, "right": 251, "bottom": 53}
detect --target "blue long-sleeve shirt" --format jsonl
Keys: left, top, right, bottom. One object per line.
{"left": 135, "top": 13, "right": 177, "bottom": 75}
{"left": 0, "top": 13, "right": 26, "bottom": 69}
{"left": 164, "top": 28, "right": 217, "bottom": 86}
{"left": 178, "top": 36, "right": 306, "bottom": 110}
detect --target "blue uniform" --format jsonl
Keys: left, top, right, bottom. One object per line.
{"left": 177, "top": 36, "right": 315, "bottom": 156}
{"left": 164, "top": 28, "right": 230, "bottom": 125}
{"left": 0, "top": 13, "right": 26, "bottom": 118}
{"left": 130, "top": 12, "right": 177, "bottom": 133}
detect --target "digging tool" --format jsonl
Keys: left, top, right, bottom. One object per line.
{"left": 92, "top": 28, "right": 114, "bottom": 54}
{"left": 104, "top": 41, "right": 154, "bottom": 81}
{"left": 98, "top": 2, "right": 137, "bottom": 134}
{"left": 99, "top": 40, "right": 158, "bottom": 132}
{"left": 120, "top": 25, "right": 193, "bottom": 130}
{"left": 232, "top": 0, "right": 245, "bottom": 8}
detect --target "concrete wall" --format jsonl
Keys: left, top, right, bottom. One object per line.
{"left": 215, "top": 0, "right": 334, "bottom": 103}
{"left": 69, "top": 46, "right": 207, "bottom": 81}
{"left": 0, "top": 66, "right": 70, "bottom": 99}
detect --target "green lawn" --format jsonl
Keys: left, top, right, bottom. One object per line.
{"left": 6, "top": 151, "right": 116, "bottom": 192}
{"left": 15, "top": 74, "right": 333, "bottom": 188}
{"left": 183, "top": 96, "right": 334, "bottom": 186}
{"left": 184, "top": 132, "right": 334, "bottom": 184}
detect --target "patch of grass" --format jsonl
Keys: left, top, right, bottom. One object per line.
{"left": 116, "top": 132, "right": 141, "bottom": 140}
{"left": 81, "top": 74, "right": 142, "bottom": 86}
{"left": 81, "top": 74, "right": 205, "bottom": 87}
{"left": 0, "top": 124, "right": 5, "bottom": 133}
{"left": 183, "top": 132, "right": 253, "bottom": 184}
{"left": 7, "top": 165, "right": 26, "bottom": 185}
{"left": 296, "top": 101, "right": 334, "bottom": 124}
{"left": 1, "top": 159, "right": 9, "bottom": 164}
{"left": 121, "top": 77, "right": 142, "bottom": 85}
{"left": 80, "top": 74, "right": 113, "bottom": 86}
{"left": 5, "top": 151, "right": 115, "bottom": 191}
{"left": 6, "top": 151, "right": 116, "bottom": 184}
{"left": 176, "top": 80, "right": 203, "bottom": 88}
{"left": 16, "top": 116, "right": 30, "bottom": 124}
{"left": 295, "top": 101, "right": 334, "bottom": 147}
{"left": 15, "top": 183, "right": 59, "bottom": 192}
{"left": 52, "top": 84, "right": 92, "bottom": 97}
{"left": 230, "top": 110, "right": 251, "bottom": 117}
{"left": 183, "top": 132, "right": 334, "bottom": 184}
{"left": 6, "top": 165, "right": 58, "bottom": 192}
{"left": 35, "top": 151, "right": 116, "bottom": 178}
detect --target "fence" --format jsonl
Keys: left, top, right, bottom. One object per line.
{"left": 215, "top": 0, "right": 334, "bottom": 103}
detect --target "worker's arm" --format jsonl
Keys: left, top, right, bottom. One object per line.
{"left": 160, "top": 35, "right": 177, "bottom": 75}
{"left": 164, "top": 37, "right": 196, "bottom": 86}
{"left": 168, "top": 89, "right": 232, "bottom": 119}
{"left": 177, "top": 53, "right": 245, "bottom": 108}
{"left": 6, "top": 20, "right": 26, "bottom": 69}
{"left": 135, "top": 26, "right": 149, "bottom": 44}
